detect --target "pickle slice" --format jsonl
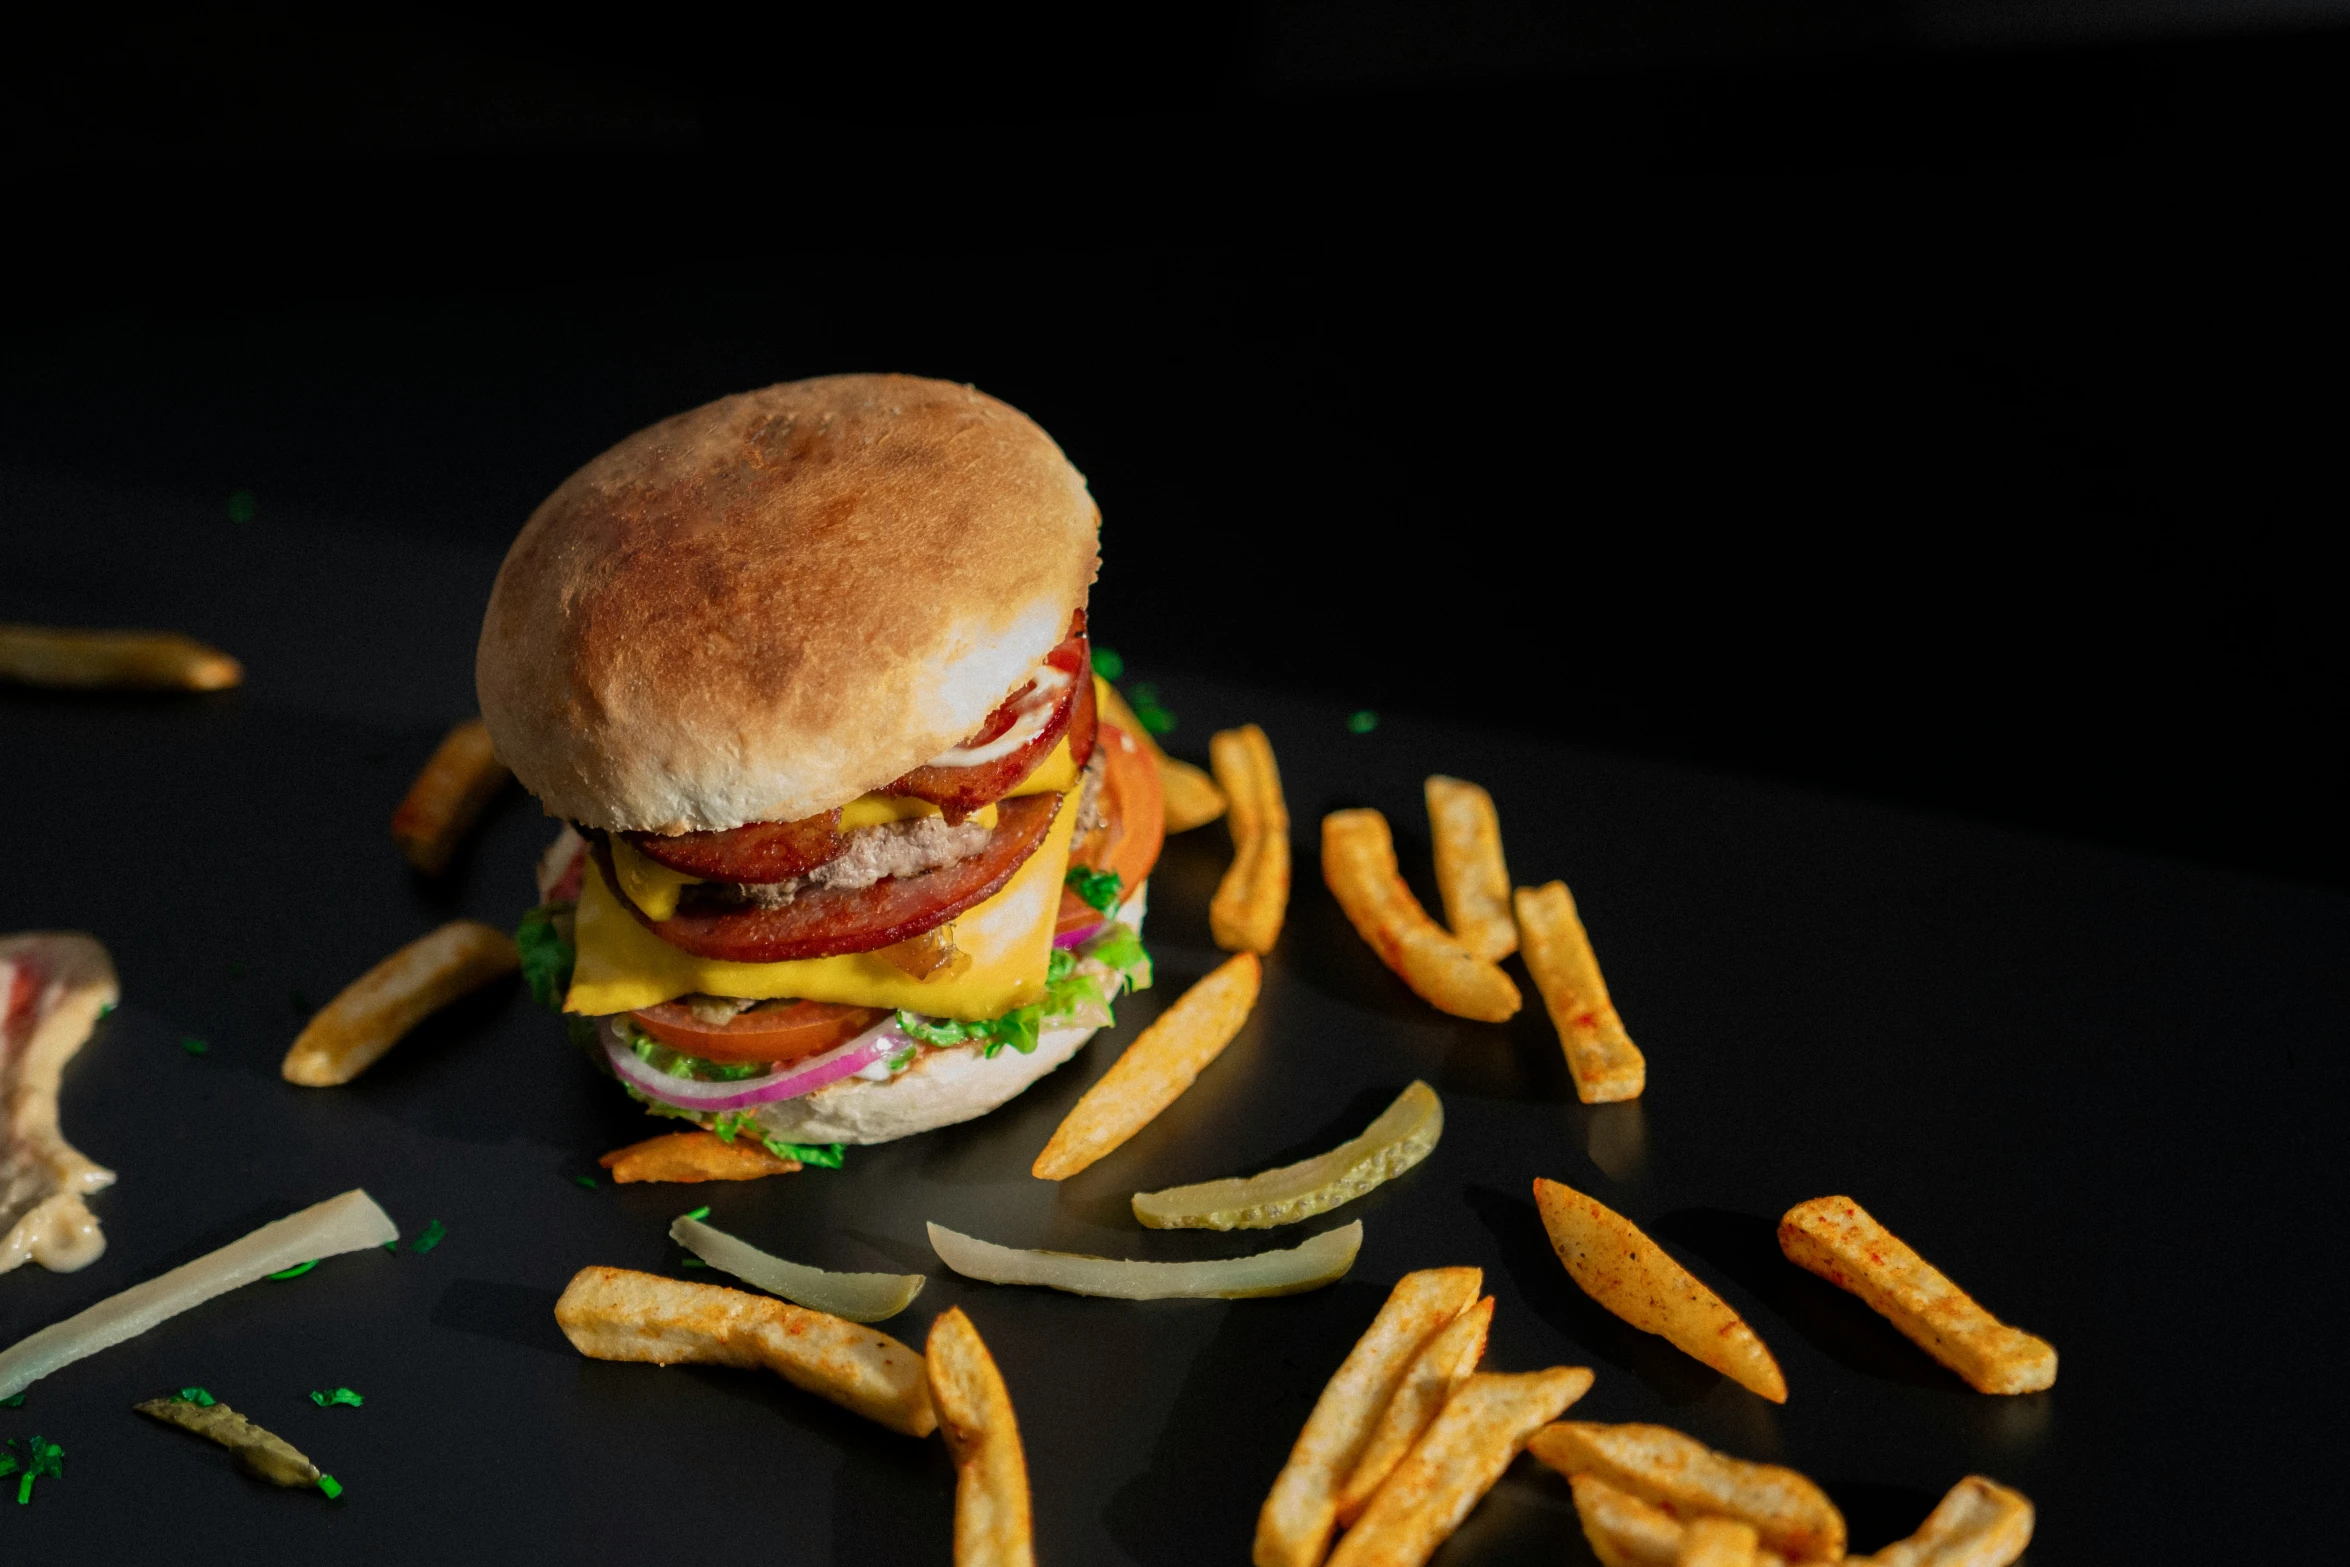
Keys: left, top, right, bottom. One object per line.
{"left": 1131, "top": 1080, "right": 1443, "bottom": 1231}
{"left": 927, "top": 1219, "right": 1360, "bottom": 1299}
{"left": 135, "top": 1395, "right": 322, "bottom": 1488}
{"left": 670, "top": 1216, "right": 925, "bottom": 1323}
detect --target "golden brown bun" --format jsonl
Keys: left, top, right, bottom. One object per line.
{"left": 476, "top": 375, "right": 1099, "bottom": 832}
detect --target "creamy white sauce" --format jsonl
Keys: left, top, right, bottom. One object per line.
{"left": 924, "top": 663, "right": 1072, "bottom": 768}
{"left": 1, "top": 933, "right": 120, "bottom": 1275}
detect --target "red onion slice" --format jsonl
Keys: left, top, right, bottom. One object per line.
{"left": 604, "top": 1016, "right": 904, "bottom": 1114}
{"left": 1053, "top": 918, "right": 1109, "bottom": 950}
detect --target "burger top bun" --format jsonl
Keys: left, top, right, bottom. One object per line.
{"left": 477, "top": 374, "right": 1100, "bottom": 833}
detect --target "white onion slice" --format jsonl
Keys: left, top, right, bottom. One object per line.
{"left": 0, "top": 1189, "right": 399, "bottom": 1400}
{"left": 671, "top": 1215, "right": 924, "bottom": 1322}
{"left": 925, "top": 1219, "right": 1361, "bottom": 1300}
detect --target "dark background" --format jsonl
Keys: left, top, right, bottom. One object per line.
{"left": 6, "top": 3, "right": 2344, "bottom": 891}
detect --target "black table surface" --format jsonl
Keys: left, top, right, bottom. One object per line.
{"left": 4, "top": 465, "right": 2345, "bottom": 1562}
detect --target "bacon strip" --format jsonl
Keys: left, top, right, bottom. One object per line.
{"left": 1, "top": 933, "right": 119, "bottom": 1275}
{"left": 598, "top": 792, "right": 1064, "bottom": 963}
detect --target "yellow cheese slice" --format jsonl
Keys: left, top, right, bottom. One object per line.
{"left": 567, "top": 784, "right": 1082, "bottom": 1021}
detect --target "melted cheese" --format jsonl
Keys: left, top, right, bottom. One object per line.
{"left": 567, "top": 782, "right": 1082, "bottom": 1020}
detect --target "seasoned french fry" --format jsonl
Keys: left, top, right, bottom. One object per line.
{"left": 135, "top": 1394, "right": 322, "bottom": 1488}
{"left": 1532, "top": 1178, "right": 1786, "bottom": 1403}
{"left": 1855, "top": 1476, "right": 2033, "bottom": 1567}
{"left": 928, "top": 1307, "right": 1035, "bottom": 1567}
{"left": 0, "top": 623, "right": 242, "bottom": 691}
{"left": 391, "top": 718, "right": 511, "bottom": 876}
{"left": 553, "top": 1265, "right": 936, "bottom": 1436}
{"left": 1779, "top": 1198, "right": 2056, "bottom": 1395}
{"left": 1424, "top": 777, "right": 1514, "bottom": 961}
{"left": 1100, "top": 679, "right": 1227, "bottom": 831}
{"left": 1032, "top": 951, "right": 1260, "bottom": 1180}
{"left": 1322, "top": 810, "right": 1521, "bottom": 1022}
{"left": 1570, "top": 1475, "right": 1793, "bottom": 1567}
{"left": 1334, "top": 1296, "right": 1493, "bottom": 1524}
{"left": 281, "top": 920, "right": 519, "bottom": 1086}
{"left": 1255, "top": 1267, "right": 1483, "bottom": 1567}
{"left": 1210, "top": 724, "right": 1290, "bottom": 952}
{"left": 600, "top": 1130, "right": 801, "bottom": 1183}
{"left": 1528, "top": 1422, "right": 1843, "bottom": 1563}
{"left": 1326, "top": 1367, "right": 1594, "bottom": 1567}
{"left": 1513, "top": 881, "right": 1644, "bottom": 1103}
{"left": 1679, "top": 1519, "right": 1761, "bottom": 1567}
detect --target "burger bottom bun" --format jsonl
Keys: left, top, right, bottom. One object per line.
{"left": 750, "top": 1023, "right": 1097, "bottom": 1146}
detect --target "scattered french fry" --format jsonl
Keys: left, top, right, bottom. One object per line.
{"left": 1326, "top": 1366, "right": 1594, "bottom": 1567}
{"left": 1570, "top": 1475, "right": 1791, "bottom": 1567}
{"left": 1679, "top": 1518, "right": 1762, "bottom": 1567}
{"left": 281, "top": 920, "right": 519, "bottom": 1086}
{"left": 552, "top": 1265, "right": 936, "bottom": 1437}
{"left": 1855, "top": 1476, "right": 2033, "bottom": 1567}
{"left": 1779, "top": 1198, "right": 2056, "bottom": 1395}
{"left": 1254, "top": 1267, "right": 1483, "bottom": 1567}
{"left": 1210, "top": 724, "right": 1290, "bottom": 952}
{"left": 600, "top": 1130, "right": 801, "bottom": 1183}
{"left": 1334, "top": 1297, "right": 1494, "bottom": 1525}
{"left": 0, "top": 623, "right": 242, "bottom": 691}
{"left": 1532, "top": 1178, "right": 1786, "bottom": 1403}
{"left": 391, "top": 718, "right": 512, "bottom": 876}
{"left": 1322, "top": 810, "right": 1521, "bottom": 1022}
{"left": 1513, "top": 881, "right": 1644, "bottom": 1103}
{"left": 1100, "top": 679, "right": 1227, "bottom": 831}
{"left": 1032, "top": 951, "right": 1260, "bottom": 1180}
{"left": 928, "top": 1306, "right": 1035, "bottom": 1567}
{"left": 1528, "top": 1423, "right": 1844, "bottom": 1562}
{"left": 1425, "top": 777, "right": 1515, "bottom": 961}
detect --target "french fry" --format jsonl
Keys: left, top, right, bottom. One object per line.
{"left": 1322, "top": 810, "right": 1521, "bottom": 1023}
{"left": 1532, "top": 1178, "right": 1786, "bottom": 1403}
{"left": 1326, "top": 1367, "right": 1594, "bottom": 1567}
{"left": 600, "top": 1130, "right": 801, "bottom": 1183}
{"left": 391, "top": 718, "right": 512, "bottom": 876}
{"left": 1334, "top": 1297, "right": 1494, "bottom": 1525}
{"left": 1855, "top": 1476, "right": 2033, "bottom": 1567}
{"left": 1424, "top": 777, "right": 1515, "bottom": 961}
{"left": 1512, "top": 881, "right": 1644, "bottom": 1103}
{"left": 1255, "top": 1267, "right": 1483, "bottom": 1567}
{"left": 1679, "top": 1519, "right": 1762, "bottom": 1567}
{"left": 1778, "top": 1198, "right": 2056, "bottom": 1395}
{"left": 1099, "top": 679, "right": 1227, "bottom": 832}
{"left": 927, "top": 1306, "right": 1035, "bottom": 1567}
{"left": 1570, "top": 1475, "right": 1793, "bottom": 1567}
{"left": 280, "top": 920, "right": 519, "bottom": 1086}
{"left": 0, "top": 623, "right": 242, "bottom": 691}
{"left": 1210, "top": 724, "right": 1290, "bottom": 952}
{"left": 1528, "top": 1422, "right": 1844, "bottom": 1562}
{"left": 553, "top": 1265, "right": 936, "bottom": 1436}
{"left": 1031, "top": 951, "right": 1260, "bottom": 1180}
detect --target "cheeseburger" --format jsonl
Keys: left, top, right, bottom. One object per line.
{"left": 478, "top": 375, "right": 1161, "bottom": 1158}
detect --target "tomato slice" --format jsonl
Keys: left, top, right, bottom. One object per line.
{"left": 627, "top": 999, "right": 892, "bottom": 1065}
{"left": 1057, "top": 718, "right": 1166, "bottom": 935}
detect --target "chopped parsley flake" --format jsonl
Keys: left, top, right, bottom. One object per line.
{"left": 1066, "top": 866, "right": 1123, "bottom": 914}
{"left": 1346, "top": 709, "right": 1379, "bottom": 734}
{"left": 764, "top": 1139, "right": 845, "bottom": 1169}
{"left": 309, "top": 1388, "right": 364, "bottom": 1408}
{"left": 226, "top": 488, "right": 258, "bottom": 524}
{"left": 1125, "top": 682, "right": 1178, "bottom": 735}
{"left": 1, "top": 1393, "right": 22, "bottom": 1408}
{"left": 177, "top": 1387, "right": 218, "bottom": 1406}
{"left": 682, "top": 1206, "right": 711, "bottom": 1222}
{"left": 317, "top": 1474, "right": 344, "bottom": 1499}
{"left": 266, "top": 1260, "right": 318, "bottom": 1280}
{"left": 5, "top": 1435, "right": 64, "bottom": 1502}
{"left": 573, "top": 1175, "right": 598, "bottom": 1189}
{"left": 410, "top": 1220, "right": 447, "bottom": 1254}
{"left": 1093, "top": 647, "right": 1125, "bottom": 681}
{"left": 515, "top": 905, "right": 577, "bottom": 1012}
{"left": 180, "top": 1035, "right": 210, "bottom": 1056}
